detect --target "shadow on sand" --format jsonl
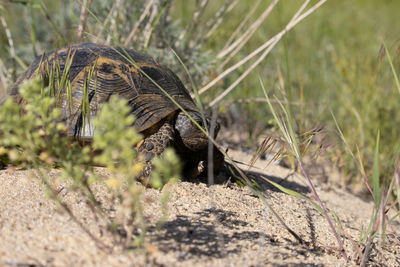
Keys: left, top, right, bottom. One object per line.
{"left": 147, "top": 162, "right": 324, "bottom": 265}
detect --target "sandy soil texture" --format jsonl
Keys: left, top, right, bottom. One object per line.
{"left": 0, "top": 148, "right": 399, "bottom": 266}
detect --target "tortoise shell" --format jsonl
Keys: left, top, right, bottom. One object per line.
{"left": 10, "top": 43, "right": 199, "bottom": 138}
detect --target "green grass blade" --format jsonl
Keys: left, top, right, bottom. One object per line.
{"left": 39, "top": 0, "right": 65, "bottom": 44}
{"left": 143, "top": 0, "right": 170, "bottom": 51}
{"left": 260, "top": 76, "right": 300, "bottom": 159}
{"left": 329, "top": 209, "right": 343, "bottom": 235}
{"left": 170, "top": 48, "right": 208, "bottom": 134}
{"left": 372, "top": 130, "right": 380, "bottom": 207}
{"left": 260, "top": 78, "right": 290, "bottom": 143}
{"left": 262, "top": 175, "right": 323, "bottom": 214}
{"left": 275, "top": 96, "right": 300, "bottom": 158}
{"left": 383, "top": 42, "right": 400, "bottom": 95}
{"left": 170, "top": 49, "right": 204, "bottom": 113}
{"left": 395, "top": 168, "right": 400, "bottom": 219}
{"left": 113, "top": 47, "right": 209, "bottom": 137}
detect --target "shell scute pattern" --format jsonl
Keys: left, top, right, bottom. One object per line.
{"left": 10, "top": 43, "right": 224, "bottom": 179}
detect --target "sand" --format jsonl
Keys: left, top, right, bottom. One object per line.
{"left": 0, "top": 148, "right": 399, "bottom": 266}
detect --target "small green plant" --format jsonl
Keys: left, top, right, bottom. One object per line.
{"left": 92, "top": 94, "right": 181, "bottom": 246}
{"left": 330, "top": 44, "right": 400, "bottom": 264}
{"left": 260, "top": 78, "right": 348, "bottom": 260}
{"left": 0, "top": 77, "right": 181, "bottom": 249}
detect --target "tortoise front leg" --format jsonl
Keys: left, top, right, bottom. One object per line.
{"left": 137, "top": 122, "right": 175, "bottom": 182}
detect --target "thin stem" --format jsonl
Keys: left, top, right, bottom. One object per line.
{"left": 298, "top": 159, "right": 348, "bottom": 260}
{"left": 95, "top": 1, "right": 118, "bottom": 42}
{"left": 198, "top": 0, "right": 327, "bottom": 97}
{"left": 217, "top": 0, "right": 279, "bottom": 70}
{"left": 77, "top": 0, "right": 93, "bottom": 41}
{"left": 209, "top": 33, "right": 280, "bottom": 106}
{"left": 124, "top": 0, "right": 153, "bottom": 46}
{"left": 0, "top": 58, "right": 9, "bottom": 92}
{"left": 175, "top": 0, "right": 209, "bottom": 48}
{"left": 197, "top": 0, "right": 239, "bottom": 46}
{"left": 221, "top": 0, "right": 262, "bottom": 52}
{"left": 0, "top": 14, "right": 16, "bottom": 81}
{"left": 142, "top": 0, "right": 159, "bottom": 50}
{"left": 207, "top": 107, "right": 218, "bottom": 185}
{"left": 105, "top": 0, "right": 123, "bottom": 45}
{"left": 143, "top": 0, "right": 169, "bottom": 50}
{"left": 39, "top": 0, "right": 66, "bottom": 44}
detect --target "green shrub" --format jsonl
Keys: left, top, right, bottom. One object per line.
{"left": 0, "top": 77, "right": 181, "bottom": 248}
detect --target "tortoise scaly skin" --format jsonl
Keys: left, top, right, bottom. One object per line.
{"left": 10, "top": 43, "right": 224, "bottom": 180}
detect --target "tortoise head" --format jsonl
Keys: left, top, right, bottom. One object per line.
{"left": 175, "top": 111, "right": 220, "bottom": 151}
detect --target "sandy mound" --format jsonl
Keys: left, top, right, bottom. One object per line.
{"left": 0, "top": 148, "right": 399, "bottom": 266}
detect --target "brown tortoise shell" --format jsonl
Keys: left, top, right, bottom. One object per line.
{"left": 10, "top": 43, "right": 200, "bottom": 139}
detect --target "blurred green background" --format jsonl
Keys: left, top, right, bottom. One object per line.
{"left": 0, "top": 0, "right": 399, "bottom": 188}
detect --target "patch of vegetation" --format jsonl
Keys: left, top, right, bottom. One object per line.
{"left": 0, "top": 77, "right": 180, "bottom": 248}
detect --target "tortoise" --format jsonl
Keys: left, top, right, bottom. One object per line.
{"left": 9, "top": 43, "right": 224, "bottom": 179}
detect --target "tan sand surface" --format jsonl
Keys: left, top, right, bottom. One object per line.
{"left": 0, "top": 148, "right": 399, "bottom": 266}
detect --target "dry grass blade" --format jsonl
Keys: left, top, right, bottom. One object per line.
{"left": 199, "top": 0, "right": 327, "bottom": 98}
{"left": 210, "top": 33, "right": 279, "bottom": 106}
{"left": 142, "top": 0, "right": 160, "bottom": 49}
{"left": 249, "top": 136, "right": 277, "bottom": 169}
{"left": 0, "top": 54, "right": 9, "bottom": 93}
{"left": 78, "top": 0, "right": 122, "bottom": 47}
{"left": 95, "top": 1, "right": 119, "bottom": 42}
{"left": 221, "top": 0, "right": 263, "bottom": 52}
{"left": 290, "top": 0, "right": 311, "bottom": 24}
{"left": 77, "top": 0, "right": 93, "bottom": 42}
{"left": 217, "top": 0, "right": 279, "bottom": 70}
{"left": 105, "top": 0, "right": 123, "bottom": 45}
{"left": 261, "top": 79, "right": 348, "bottom": 260}
{"left": 0, "top": 15, "right": 15, "bottom": 59}
{"left": 198, "top": 0, "right": 239, "bottom": 45}
{"left": 39, "top": 0, "right": 65, "bottom": 44}
{"left": 0, "top": 14, "right": 16, "bottom": 81}
{"left": 124, "top": 0, "right": 153, "bottom": 46}
{"left": 341, "top": 229, "right": 363, "bottom": 262}
{"left": 143, "top": 0, "right": 169, "bottom": 50}
{"left": 175, "top": 0, "right": 209, "bottom": 48}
